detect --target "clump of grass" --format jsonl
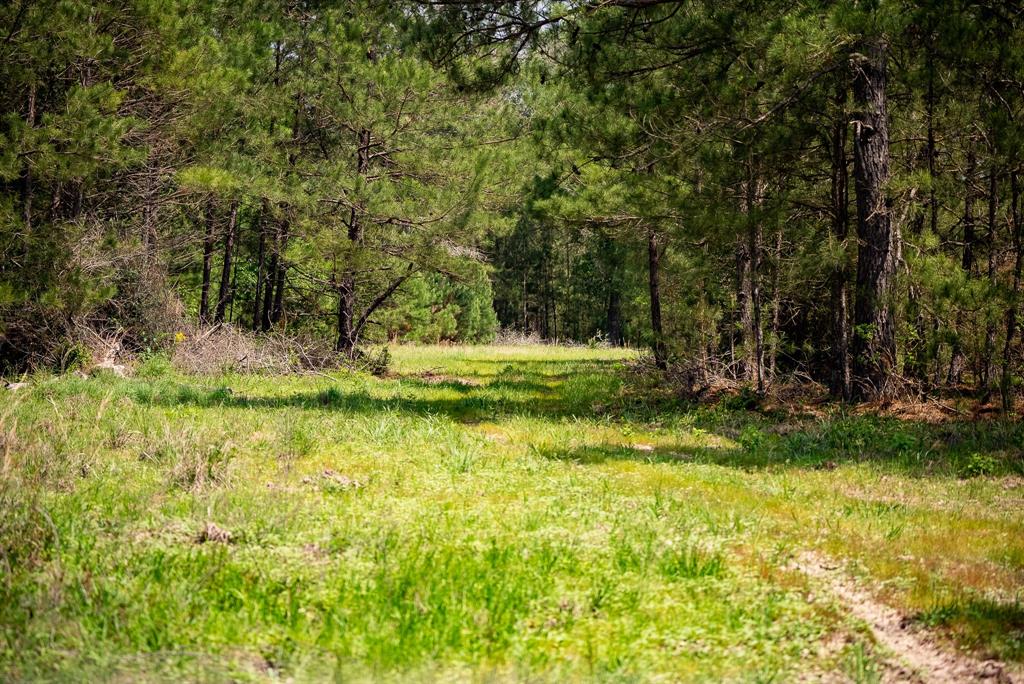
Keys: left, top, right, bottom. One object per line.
{"left": 169, "top": 439, "right": 234, "bottom": 491}
{"left": 284, "top": 424, "right": 315, "bottom": 463}
{"left": 840, "top": 642, "right": 882, "bottom": 684}
{"left": 659, "top": 545, "right": 725, "bottom": 580}
{"left": 915, "top": 595, "right": 1024, "bottom": 660}
{"left": 0, "top": 479, "right": 58, "bottom": 577}
{"left": 318, "top": 386, "right": 344, "bottom": 406}
{"left": 440, "top": 439, "right": 481, "bottom": 474}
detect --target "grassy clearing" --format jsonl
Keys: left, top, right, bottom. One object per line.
{"left": 2, "top": 344, "right": 1022, "bottom": 681}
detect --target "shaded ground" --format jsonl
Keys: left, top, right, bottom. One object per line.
{"left": 1, "top": 344, "right": 1022, "bottom": 681}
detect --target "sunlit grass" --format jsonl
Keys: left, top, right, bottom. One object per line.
{"left": 1, "top": 344, "right": 1022, "bottom": 680}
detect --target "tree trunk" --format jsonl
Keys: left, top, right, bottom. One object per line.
{"left": 982, "top": 166, "right": 998, "bottom": 394}
{"left": 337, "top": 127, "right": 372, "bottom": 355}
{"left": 735, "top": 237, "right": 752, "bottom": 379}
{"left": 962, "top": 148, "right": 977, "bottom": 275}
{"left": 260, "top": 221, "right": 279, "bottom": 332}
{"left": 602, "top": 232, "right": 624, "bottom": 345}
{"left": 252, "top": 202, "right": 266, "bottom": 331}
{"left": 336, "top": 279, "right": 354, "bottom": 353}
{"left": 768, "top": 230, "right": 782, "bottom": 380}
{"left": 647, "top": 228, "right": 667, "bottom": 370}
{"left": 20, "top": 84, "right": 35, "bottom": 235}
{"left": 271, "top": 218, "right": 289, "bottom": 325}
{"left": 1001, "top": 171, "right": 1022, "bottom": 412}
{"left": 830, "top": 77, "right": 853, "bottom": 400}
{"left": 850, "top": 39, "right": 899, "bottom": 399}
{"left": 199, "top": 201, "right": 216, "bottom": 324}
{"left": 949, "top": 146, "right": 977, "bottom": 385}
{"left": 927, "top": 46, "right": 938, "bottom": 236}
{"left": 745, "top": 172, "right": 765, "bottom": 394}
{"left": 906, "top": 42, "right": 938, "bottom": 386}
{"left": 542, "top": 241, "right": 551, "bottom": 339}
{"left": 607, "top": 289, "right": 623, "bottom": 347}
{"left": 229, "top": 256, "right": 238, "bottom": 322}
{"left": 214, "top": 200, "right": 239, "bottom": 324}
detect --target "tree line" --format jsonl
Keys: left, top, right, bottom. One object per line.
{"left": 2, "top": 0, "right": 1023, "bottom": 406}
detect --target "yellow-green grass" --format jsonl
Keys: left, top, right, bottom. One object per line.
{"left": 1, "top": 344, "right": 1022, "bottom": 681}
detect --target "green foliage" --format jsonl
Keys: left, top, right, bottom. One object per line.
{"left": 54, "top": 341, "right": 92, "bottom": 373}
{"left": 380, "top": 271, "right": 498, "bottom": 344}
{"left": 363, "top": 346, "right": 392, "bottom": 377}
{"left": 136, "top": 353, "right": 175, "bottom": 379}
{"left": 959, "top": 452, "right": 1000, "bottom": 479}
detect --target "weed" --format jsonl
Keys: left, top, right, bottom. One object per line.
{"left": 318, "top": 386, "right": 344, "bottom": 405}
{"left": 958, "top": 452, "right": 1000, "bottom": 478}
{"left": 169, "top": 439, "right": 233, "bottom": 491}
{"left": 659, "top": 545, "right": 725, "bottom": 579}
{"left": 739, "top": 425, "right": 769, "bottom": 453}
{"left": 136, "top": 353, "right": 174, "bottom": 378}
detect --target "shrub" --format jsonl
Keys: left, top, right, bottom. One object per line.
{"left": 959, "top": 452, "right": 999, "bottom": 478}
{"left": 723, "top": 386, "right": 761, "bottom": 411}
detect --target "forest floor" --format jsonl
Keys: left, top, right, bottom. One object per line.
{"left": 2, "top": 344, "right": 1023, "bottom": 682}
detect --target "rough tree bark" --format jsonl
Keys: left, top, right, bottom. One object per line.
{"left": 850, "top": 39, "right": 900, "bottom": 399}
{"left": 948, "top": 146, "right": 977, "bottom": 386}
{"left": 767, "top": 231, "right": 782, "bottom": 380}
{"left": 214, "top": 200, "right": 239, "bottom": 324}
{"left": 252, "top": 202, "right": 266, "bottom": 331}
{"left": 647, "top": 228, "right": 667, "bottom": 370}
{"left": 982, "top": 166, "right": 998, "bottom": 393}
{"left": 735, "top": 237, "right": 752, "bottom": 378}
{"left": 270, "top": 218, "right": 288, "bottom": 325}
{"left": 745, "top": 161, "right": 765, "bottom": 394}
{"left": 830, "top": 77, "right": 853, "bottom": 400}
{"left": 1001, "top": 172, "right": 1022, "bottom": 412}
{"left": 199, "top": 201, "right": 216, "bottom": 324}
{"left": 337, "top": 127, "right": 372, "bottom": 354}
{"left": 260, "top": 221, "right": 279, "bottom": 332}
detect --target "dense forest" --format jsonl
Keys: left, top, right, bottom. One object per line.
{"left": 3, "top": 0, "right": 1024, "bottom": 405}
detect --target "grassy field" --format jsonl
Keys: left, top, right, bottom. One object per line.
{"left": 2, "top": 344, "right": 1023, "bottom": 682}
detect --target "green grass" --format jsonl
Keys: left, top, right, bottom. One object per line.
{"left": 2, "top": 344, "right": 1023, "bottom": 681}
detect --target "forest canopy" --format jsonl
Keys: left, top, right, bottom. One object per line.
{"left": 2, "top": 0, "right": 1023, "bottom": 405}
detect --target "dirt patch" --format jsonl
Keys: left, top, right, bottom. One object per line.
{"left": 793, "top": 551, "right": 1017, "bottom": 683}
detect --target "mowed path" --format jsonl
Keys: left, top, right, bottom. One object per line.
{"left": 2, "top": 345, "right": 1022, "bottom": 681}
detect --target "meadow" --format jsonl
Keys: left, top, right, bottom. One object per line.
{"left": 1, "top": 344, "right": 1022, "bottom": 682}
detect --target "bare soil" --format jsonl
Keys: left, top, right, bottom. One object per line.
{"left": 794, "top": 552, "right": 1019, "bottom": 683}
